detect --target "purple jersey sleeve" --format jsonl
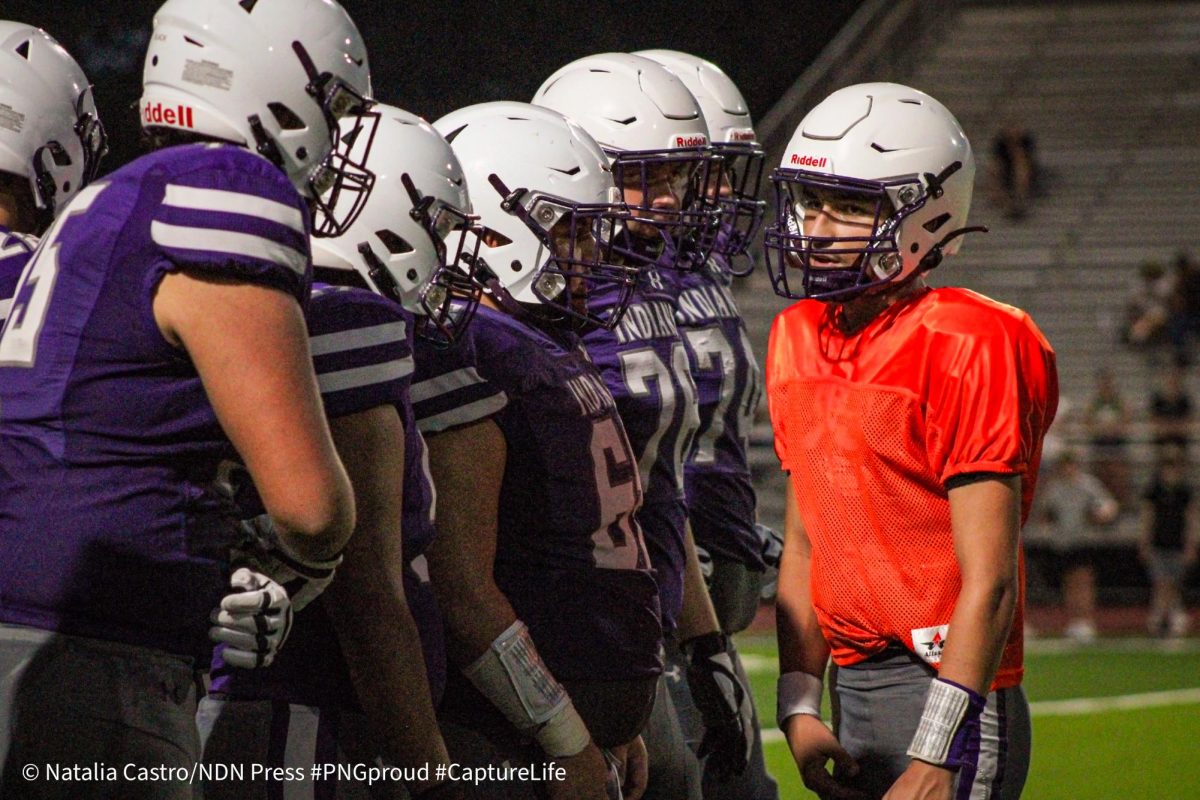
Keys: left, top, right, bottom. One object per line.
{"left": 0, "top": 144, "right": 313, "bottom": 659}
{"left": 149, "top": 144, "right": 311, "bottom": 303}
{"left": 667, "top": 253, "right": 765, "bottom": 569}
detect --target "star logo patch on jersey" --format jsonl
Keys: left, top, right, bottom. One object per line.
{"left": 911, "top": 624, "right": 950, "bottom": 666}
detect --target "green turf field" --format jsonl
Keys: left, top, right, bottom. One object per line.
{"left": 735, "top": 635, "right": 1200, "bottom": 798}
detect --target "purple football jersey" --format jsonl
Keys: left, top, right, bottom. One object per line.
{"left": 412, "top": 305, "right": 663, "bottom": 682}
{"left": 0, "top": 144, "right": 311, "bottom": 659}
{"left": 0, "top": 227, "right": 36, "bottom": 322}
{"left": 664, "top": 251, "right": 765, "bottom": 569}
{"left": 211, "top": 284, "right": 446, "bottom": 706}
{"left": 583, "top": 267, "right": 700, "bottom": 632}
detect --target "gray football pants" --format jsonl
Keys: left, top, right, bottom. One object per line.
{"left": 831, "top": 650, "right": 1031, "bottom": 799}
{"left": 0, "top": 623, "right": 201, "bottom": 800}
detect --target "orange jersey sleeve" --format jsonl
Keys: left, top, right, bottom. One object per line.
{"left": 767, "top": 288, "right": 1057, "bottom": 689}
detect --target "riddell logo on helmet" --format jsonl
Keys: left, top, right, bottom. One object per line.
{"left": 790, "top": 154, "right": 828, "bottom": 167}
{"left": 675, "top": 135, "right": 708, "bottom": 147}
{"left": 142, "top": 102, "right": 195, "bottom": 129}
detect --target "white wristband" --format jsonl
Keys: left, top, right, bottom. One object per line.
{"left": 776, "top": 670, "right": 823, "bottom": 728}
{"left": 906, "top": 678, "right": 972, "bottom": 765}
{"left": 463, "top": 620, "right": 591, "bottom": 757}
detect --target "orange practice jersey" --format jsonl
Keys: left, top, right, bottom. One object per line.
{"left": 767, "top": 286, "right": 1057, "bottom": 689}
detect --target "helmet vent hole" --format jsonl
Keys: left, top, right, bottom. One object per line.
{"left": 511, "top": 260, "right": 522, "bottom": 272}
{"left": 268, "top": 103, "right": 305, "bottom": 131}
{"left": 239, "top": 0, "right": 261, "bottom": 12}
{"left": 152, "top": 55, "right": 159, "bottom": 66}
{"left": 406, "top": 269, "right": 418, "bottom": 281}
{"left": 910, "top": 243, "right": 919, "bottom": 253}
{"left": 923, "top": 212, "right": 951, "bottom": 233}
{"left": 480, "top": 228, "right": 512, "bottom": 248}
{"left": 15, "top": 40, "right": 30, "bottom": 59}
{"left": 899, "top": 99, "right": 921, "bottom": 105}
{"left": 375, "top": 230, "right": 414, "bottom": 255}
{"left": 184, "top": 36, "right": 204, "bottom": 47}
{"left": 550, "top": 166, "right": 581, "bottom": 176}
{"left": 611, "top": 116, "right": 637, "bottom": 126}
{"left": 442, "top": 125, "right": 467, "bottom": 143}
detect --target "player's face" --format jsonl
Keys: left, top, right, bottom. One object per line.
{"left": 549, "top": 213, "right": 598, "bottom": 315}
{"left": 619, "top": 160, "right": 690, "bottom": 238}
{"left": 788, "top": 185, "right": 882, "bottom": 270}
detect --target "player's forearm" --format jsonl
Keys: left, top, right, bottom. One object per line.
{"left": 778, "top": 487, "right": 829, "bottom": 677}
{"left": 326, "top": 569, "right": 451, "bottom": 784}
{"left": 676, "top": 524, "right": 721, "bottom": 641}
{"left": 936, "top": 570, "right": 1018, "bottom": 694}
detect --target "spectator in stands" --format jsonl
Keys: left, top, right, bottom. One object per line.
{"left": 1167, "top": 250, "right": 1200, "bottom": 364}
{"left": 1084, "top": 368, "right": 1133, "bottom": 504}
{"left": 1149, "top": 361, "right": 1194, "bottom": 449}
{"left": 991, "top": 123, "right": 1040, "bottom": 220}
{"left": 1139, "top": 447, "right": 1198, "bottom": 637}
{"left": 1122, "top": 260, "right": 1174, "bottom": 350}
{"left": 1036, "top": 449, "right": 1120, "bottom": 642}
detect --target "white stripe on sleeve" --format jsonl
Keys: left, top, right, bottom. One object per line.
{"left": 309, "top": 322, "right": 407, "bottom": 357}
{"left": 317, "top": 358, "right": 414, "bottom": 395}
{"left": 416, "top": 394, "right": 508, "bottom": 433}
{"left": 151, "top": 221, "right": 308, "bottom": 275}
{"left": 410, "top": 366, "right": 490, "bottom": 404}
{"left": 162, "top": 184, "right": 305, "bottom": 235}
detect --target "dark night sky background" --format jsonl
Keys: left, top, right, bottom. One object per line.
{"left": 4, "top": 0, "right": 858, "bottom": 170}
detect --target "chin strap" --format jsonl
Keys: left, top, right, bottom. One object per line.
{"left": 918, "top": 225, "right": 989, "bottom": 272}
{"left": 247, "top": 114, "right": 285, "bottom": 169}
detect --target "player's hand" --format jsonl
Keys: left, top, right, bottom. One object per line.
{"left": 783, "top": 714, "right": 867, "bottom": 800}
{"left": 881, "top": 759, "right": 953, "bottom": 800}
{"left": 547, "top": 741, "right": 609, "bottom": 800}
{"left": 234, "top": 514, "right": 342, "bottom": 612}
{"left": 209, "top": 566, "right": 293, "bottom": 668}
{"left": 682, "top": 631, "right": 753, "bottom": 780}
{"left": 608, "top": 735, "right": 648, "bottom": 800}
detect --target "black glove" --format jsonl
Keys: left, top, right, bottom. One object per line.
{"left": 682, "top": 631, "right": 753, "bottom": 779}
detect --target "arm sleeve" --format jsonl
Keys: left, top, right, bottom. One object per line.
{"left": 149, "top": 147, "right": 312, "bottom": 303}
{"left": 766, "top": 311, "right": 794, "bottom": 472}
{"left": 307, "top": 286, "right": 412, "bottom": 419}
{"left": 411, "top": 331, "right": 508, "bottom": 434}
{"left": 926, "top": 313, "right": 1058, "bottom": 485}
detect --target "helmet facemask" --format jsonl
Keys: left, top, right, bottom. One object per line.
{"left": 487, "top": 173, "right": 638, "bottom": 331}
{"left": 289, "top": 42, "right": 378, "bottom": 238}
{"left": 711, "top": 141, "right": 766, "bottom": 275}
{"left": 609, "top": 147, "right": 722, "bottom": 272}
{"left": 765, "top": 161, "right": 979, "bottom": 302}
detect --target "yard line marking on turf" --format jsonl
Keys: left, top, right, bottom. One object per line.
{"left": 759, "top": 687, "right": 1200, "bottom": 743}
{"left": 1028, "top": 687, "right": 1200, "bottom": 716}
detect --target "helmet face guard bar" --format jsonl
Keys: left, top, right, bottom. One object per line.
{"left": 764, "top": 168, "right": 930, "bottom": 302}
{"left": 712, "top": 141, "right": 766, "bottom": 276}
{"left": 291, "top": 41, "right": 378, "bottom": 238}
{"left": 399, "top": 172, "right": 485, "bottom": 345}
{"left": 75, "top": 86, "right": 108, "bottom": 187}
{"left": 488, "top": 173, "right": 639, "bottom": 331}
{"left": 609, "top": 147, "right": 722, "bottom": 272}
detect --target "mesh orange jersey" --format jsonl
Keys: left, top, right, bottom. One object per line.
{"left": 767, "top": 286, "right": 1057, "bottom": 689}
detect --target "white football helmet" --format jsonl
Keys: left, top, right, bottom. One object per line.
{"left": 433, "top": 101, "right": 636, "bottom": 330}
{"left": 532, "top": 53, "right": 721, "bottom": 270}
{"left": 141, "top": 0, "right": 376, "bottom": 237}
{"left": 635, "top": 49, "right": 765, "bottom": 272}
{"left": 764, "top": 82, "right": 980, "bottom": 301}
{"left": 310, "top": 105, "right": 483, "bottom": 344}
{"left": 0, "top": 21, "right": 106, "bottom": 232}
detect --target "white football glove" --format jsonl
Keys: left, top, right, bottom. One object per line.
{"left": 209, "top": 567, "right": 293, "bottom": 669}
{"left": 233, "top": 514, "right": 343, "bottom": 612}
